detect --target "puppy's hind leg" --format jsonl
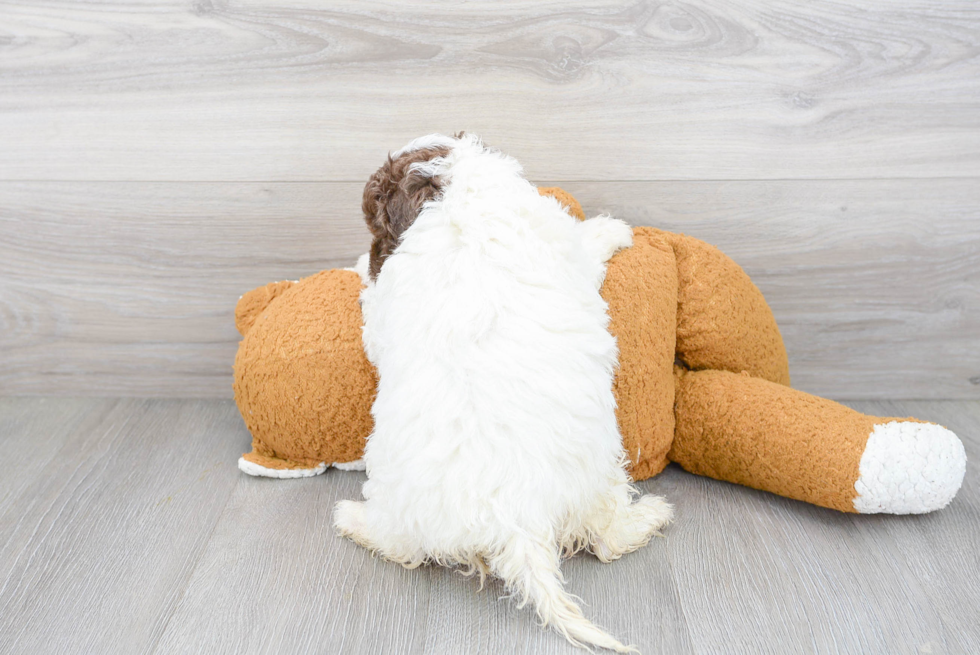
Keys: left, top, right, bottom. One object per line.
{"left": 334, "top": 500, "right": 426, "bottom": 568}
{"left": 587, "top": 483, "right": 673, "bottom": 563}
{"left": 488, "top": 533, "right": 635, "bottom": 653}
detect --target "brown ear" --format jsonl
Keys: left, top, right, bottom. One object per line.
{"left": 537, "top": 187, "right": 586, "bottom": 221}
{"left": 364, "top": 146, "right": 450, "bottom": 279}
{"left": 235, "top": 280, "right": 297, "bottom": 336}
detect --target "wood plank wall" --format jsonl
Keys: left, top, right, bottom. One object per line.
{"left": 1, "top": 1, "right": 978, "bottom": 399}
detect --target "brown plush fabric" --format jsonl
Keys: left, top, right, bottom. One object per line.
{"left": 603, "top": 228, "right": 677, "bottom": 480}
{"left": 235, "top": 280, "right": 296, "bottom": 337}
{"left": 669, "top": 368, "right": 917, "bottom": 512}
{"left": 655, "top": 230, "right": 791, "bottom": 386}
{"left": 538, "top": 187, "right": 586, "bottom": 221}
{"left": 233, "top": 269, "right": 376, "bottom": 467}
{"left": 231, "top": 187, "right": 923, "bottom": 515}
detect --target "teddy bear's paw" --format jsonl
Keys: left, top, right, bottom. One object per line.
{"left": 853, "top": 421, "right": 967, "bottom": 514}
{"left": 237, "top": 456, "right": 327, "bottom": 479}
{"left": 332, "top": 458, "right": 366, "bottom": 471}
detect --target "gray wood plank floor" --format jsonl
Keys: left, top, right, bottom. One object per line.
{"left": 0, "top": 397, "right": 976, "bottom": 654}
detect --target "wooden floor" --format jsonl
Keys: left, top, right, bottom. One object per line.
{"left": 0, "top": 397, "right": 976, "bottom": 654}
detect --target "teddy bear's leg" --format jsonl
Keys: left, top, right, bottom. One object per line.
{"left": 640, "top": 228, "right": 791, "bottom": 386}
{"left": 670, "top": 368, "right": 966, "bottom": 513}
{"left": 334, "top": 499, "right": 426, "bottom": 568}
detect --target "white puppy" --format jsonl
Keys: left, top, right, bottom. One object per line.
{"left": 335, "top": 133, "right": 672, "bottom": 652}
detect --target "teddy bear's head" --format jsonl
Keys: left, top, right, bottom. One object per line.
{"left": 234, "top": 270, "right": 377, "bottom": 469}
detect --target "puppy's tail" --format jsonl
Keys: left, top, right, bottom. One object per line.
{"left": 489, "top": 535, "right": 636, "bottom": 653}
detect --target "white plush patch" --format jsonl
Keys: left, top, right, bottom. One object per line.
{"left": 853, "top": 421, "right": 967, "bottom": 514}
{"left": 238, "top": 457, "right": 327, "bottom": 479}
{"left": 332, "top": 459, "right": 366, "bottom": 471}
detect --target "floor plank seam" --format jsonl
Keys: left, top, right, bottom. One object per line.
{"left": 144, "top": 472, "right": 244, "bottom": 655}
{"left": 661, "top": 538, "right": 697, "bottom": 655}
{"left": 0, "top": 401, "right": 127, "bottom": 599}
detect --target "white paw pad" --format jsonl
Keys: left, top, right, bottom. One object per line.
{"left": 238, "top": 457, "right": 327, "bottom": 479}
{"left": 853, "top": 421, "right": 967, "bottom": 514}
{"left": 332, "top": 458, "right": 366, "bottom": 471}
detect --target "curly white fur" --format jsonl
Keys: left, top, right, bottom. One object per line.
{"left": 334, "top": 134, "right": 672, "bottom": 652}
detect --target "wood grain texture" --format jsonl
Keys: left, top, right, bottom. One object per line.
{"left": 846, "top": 401, "right": 980, "bottom": 655}
{"left": 562, "top": 179, "right": 980, "bottom": 400}
{"left": 1, "top": 1, "right": 978, "bottom": 181}
{"left": 0, "top": 398, "right": 245, "bottom": 655}
{"left": 657, "top": 400, "right": 979, "bottom": 654}
{"left": 0, "top": 398, "right": 977, "bottom": 654}
{"left": 0, "top": 181, "right": 370, "bottom": 397}
{"left": 2, "top": 179, "right": 977, "bottom": 398}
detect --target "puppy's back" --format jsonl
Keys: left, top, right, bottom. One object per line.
{"left": 360, "top": 139, "right": 623, "bottom": 542}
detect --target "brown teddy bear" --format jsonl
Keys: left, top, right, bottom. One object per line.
{"left": 233, "top": 188, "right": 966, "bottom": 514}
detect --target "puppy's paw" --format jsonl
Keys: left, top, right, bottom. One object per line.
{"left": 632, "top": 494, "right": 674, "bottom": 534}
{"left": 592, "top": 494, "right": 673, "bottom": 562}
{"left": 334, "top": 500, "right": 373, "bottom": 547}
{"left": 581, "top": 215, "right": 634, "bottom": 264}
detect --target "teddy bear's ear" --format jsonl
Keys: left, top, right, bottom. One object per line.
{"left": 537, "top": 187, "right": 586, "bottom": 221}
{"left": 235, "top": 280, "right": 297, "bottom": 336}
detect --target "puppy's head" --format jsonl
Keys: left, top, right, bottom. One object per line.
{"left": 362, "top": 134, "right": 457, "bottom": 280}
